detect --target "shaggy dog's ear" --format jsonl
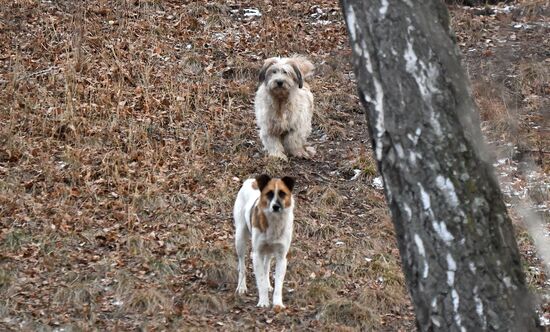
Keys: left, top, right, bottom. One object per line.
{"left": 281, "top": 176, "right": 295, "bottom": 192}
{"left": 290, "top": 63, "right": 303, "bottom": 88}
{"left": 258, "top": 58, "right": 278, "bottom": 83}
{"left": 255, "top": 174, "right": 271, "bottom": 192}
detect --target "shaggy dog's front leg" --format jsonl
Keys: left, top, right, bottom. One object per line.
{"left": 260, "top": 129, "right": 287, "bottom": 160}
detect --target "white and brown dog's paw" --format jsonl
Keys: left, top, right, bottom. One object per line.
{"left": 257, "top": 299, "right": 270, "bottom": 308}
{"left": 236, "top": 284, "right": 248, "bottom": 295}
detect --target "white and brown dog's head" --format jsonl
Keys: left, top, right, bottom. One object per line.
{"left": 255, "top": 174, "right": 295, "bottom": 214}
{"left": 258, "top": 57, "right": 314, "bottom": 99}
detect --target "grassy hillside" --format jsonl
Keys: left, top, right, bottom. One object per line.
{"left": 0, "top": 0, "right": 548, "bottom": 330}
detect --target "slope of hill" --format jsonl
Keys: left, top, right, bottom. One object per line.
{"left": 0, "top": 0, "right": 547, "bottom": 330}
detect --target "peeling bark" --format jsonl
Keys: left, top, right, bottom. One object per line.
{"left": 340, "top": 0, "right": 541, "bottom": 330}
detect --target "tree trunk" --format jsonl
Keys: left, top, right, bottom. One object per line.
{"left": 340, "top": 1, "right": 541, "bottom": 331}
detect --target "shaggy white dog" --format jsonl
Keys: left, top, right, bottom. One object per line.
{"left": 254, "top": 56, "right": 315, "bottom": 160}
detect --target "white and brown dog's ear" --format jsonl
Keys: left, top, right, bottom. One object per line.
{"left": 258, "top": 58, "right": 278, "bottom": 83}
{"left": 255, "top": 174, "right": 272, "bottom": 192}
{"left": 281, "top": 176, "right": 295, "bottom": 192}
{"left": 290, "top": 64, "right": 303, "bottom": 89}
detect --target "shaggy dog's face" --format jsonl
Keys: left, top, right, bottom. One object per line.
{"left": 259, "top": 58, "right": 303, "bottom": 99}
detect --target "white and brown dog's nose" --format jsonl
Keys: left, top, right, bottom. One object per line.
{"left": 272, "top": 202, "right": 282, "bottom": 212}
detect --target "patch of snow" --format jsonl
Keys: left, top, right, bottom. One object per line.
{"left": 395, "top": 143, "right": 405, "bottom": 159}
{"left": 419, "top": 184, "right": 431, "bottom": 211}
{"left": 404, "top": 38, "right": 442, "bottom": 136}
{"left": 435, "top": 175, "right": 459, "bottom": 207}
{"left": 346, "top": 6, "right": 357, "bottom": 41}
{"left": 451, "top": 289, "right": 466, "bottom": 332}
{"left": 372, "top": 176, "right": 384, "bottom": 190}
{"left": 312, "top": 20, "right": 332, "bottom": 26}
{"left": 243, "top": 8, "right": 262, "bottom": 17}
{"left": 407, "top": 128, "right": 421, "bottom": 145}
{"left": 433, "top": 221, "right": 455, "bottom": 243}
{"left": 446, "top": 253, "right": 457, "bottom": 286}
{"left": 414, "top": 234, "right": 429, "bottom": 278}
{"left": 409, "top": 152, "right": 417, "bottom": 166}
{"left": 496, "top": 5, "right": 516, "bottom": 13}
{"left": 473, "top": 286, "right": 486, "bottom": 328}
{"left": 347, "top": 6, "right": 385, "bottom": 161}
{"left": 350, "top": 169, "right": 362, "bottom": 181}
{"left": 371, "top": 77, "right": 385, "bottom": 161}
{"left": 379, "top": 0, "right": 389, "bottom": 16}
{"left": 212, "top": 32, "right": 226, "bottom": 40}
{"left": 403, "top": 203, "right": 412, "bottom": 221}
{"left": 469, "top": 262, "right": 476, "bottom": 273}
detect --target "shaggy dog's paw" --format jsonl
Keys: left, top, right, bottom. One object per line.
{"left": 269, "top": 151, "right": 288, "bottom": 161}
{"left": 305, "top": 146, "right": 316, "bottom": 157}
{"left": 291, "top": 148, "right": 313, "bottom": 159}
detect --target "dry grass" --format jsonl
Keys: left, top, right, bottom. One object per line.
{"left": 0, "top": 0, "right": 548, "bottom": 330}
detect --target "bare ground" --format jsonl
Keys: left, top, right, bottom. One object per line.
{"left": 0, "top": 0, "right": 548, "bottom": 330}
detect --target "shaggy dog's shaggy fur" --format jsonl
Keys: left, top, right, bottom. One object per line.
{"left": 254, "top": 56, "right": 315, "bottom": 160}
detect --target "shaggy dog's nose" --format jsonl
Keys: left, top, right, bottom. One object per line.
{"left": 276, "top": 80, "right": 283, "bottom": 87}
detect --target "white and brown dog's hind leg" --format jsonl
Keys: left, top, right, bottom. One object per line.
{"left": 263, "top": 255, "right": 273, "bottom": 292}
{"left": 234, "top": 221, "right": 249, "bottom": 294}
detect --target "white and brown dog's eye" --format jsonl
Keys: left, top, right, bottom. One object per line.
{"left": 279, "top": 192, "right": 286, "bottom": 199}
{"left": 266, "top": 191, "right": 274, "bottom": 199}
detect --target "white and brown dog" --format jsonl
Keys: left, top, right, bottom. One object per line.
{"left": 254, "top": 56, "right": 315, "bottom": 160}
{"left": 233, "top": 174, "right": 295, "bottom": 308}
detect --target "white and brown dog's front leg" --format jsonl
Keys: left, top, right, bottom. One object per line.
{"left": 272, "top": 253, "right": 288, "bottom": 308}
{"left": 252, "top": 251, "right": 270, "bottom": 307}
{"left": 273, "top": 252, "right": 287, "bottom": 308}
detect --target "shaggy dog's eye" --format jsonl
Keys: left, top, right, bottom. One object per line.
{"left": 266, "top": 191, "right": 274, "bottom": 199}
{"left": 279, "top": 191, "right": 286, "bottom": 199}
{"left": 271, "top": 69, "right": 277, "bottom": 74}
